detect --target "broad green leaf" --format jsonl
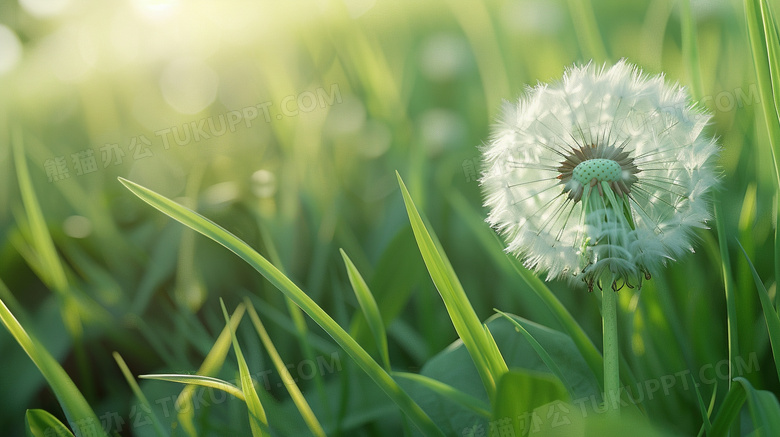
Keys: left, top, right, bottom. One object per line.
{"left": 139, "top": 374, "right": 245, "bottom": 401}
{"left": 113, "top": 353, "right": 168, "bottom": 437}
{"left": 25, "top": 409, "right": 75, "bottom": 437}
{"left": 495, "top": 310, "right": 574, "bottom": 396}
{"left": 711, "top": 377, "right": 780, "bottom": 437}
{"left": 220, "top": 300, "right": 269, "bottom": 437}
{"left": 397, "top": 172, "right": 505, "bottom": 401}
{"left": 393, "top": 372, "right": 491, "bottom": 418}
{"left": 737, "top": 240, "right": 780, "bottom": 382}
{"left": 492, "top": 370, "right": 569, "bottom": 437}
{"left": 0, "top": 298, "right": 108, "bottom": 437}
{"left": 406, "top": 313, "right": 599, "bottom": 435}
{"left": 118, "top": 177, "right": 443, "bottom": 436}
{"left": 245, "top": 300, "right": 326, "bottom": 437}
{"left": 340, "top": 249, "right": 390, "bottom": 370}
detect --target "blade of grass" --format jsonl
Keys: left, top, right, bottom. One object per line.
{"left": 174, "top": 304, "right": 246, "bottom": 437}
{"left": 710, "top": 377, "right": 780, "bottom": 437}
{"left": 680, "top": 0, "right": 703, "bottom": 99}
{"left": 340, "top": 249, "right": 390, "bottom": 370}
{"left": 494, "top": 310, "right": 575, "bottom": 396}
{"left": 692, "top": 373, "right": 712, "bottom": 436}
{"left": 13, "top": 129, "right": 96, "bottom": 401}
{"left": 715, "top": 202, "right": 739, "bottom": 389}
{"left": 737, "top": 239, "right": 780, "bottom": 382}
{"left": 397, "top": 172, "right": 506, "bottom": 402}
{"left": 447, "top": 191, "right": 607, "bottom": 391}
{"left": 26, "top": 409, "right": 75, "bottom": 437}
{"left": 118, "top": 177, "right": 444, "bottom": 437}
{"left": 112, "top": 353, "right": 168, "bottom": 437}
{"left": 244, "top": 300, "right": 326, "bottom": 437}
{"left": 220, "top": 300, "right": 269, "bottom": 437}
{"left": 745, "top": 0, "right": 780, "bottom": 189}
{"left": 12, "top": 130, "right": 69, "bottom": 295}
{"left": 566, "top": 0, "right": 608, "bottom": 62}
{"left": 393, "top": 372, "right": 491, "bottom": 418}
{"left": 257, "top": 222, "right": 331, "bottom": 422}
{"left": 0, "top": 298, "right": 108, "bottom": 437}
{"left": 140, "top": 374, "right": 245, "bottom": 400}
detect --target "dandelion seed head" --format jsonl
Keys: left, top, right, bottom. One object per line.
{"left": 480, "top": 59, "right": 719, "bottom": 290}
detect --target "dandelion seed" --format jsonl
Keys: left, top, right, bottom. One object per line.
{"left": 480, "top": 60, "right": 719, "bottom": 291}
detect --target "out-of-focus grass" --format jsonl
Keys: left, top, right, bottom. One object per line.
{"left": 0, "top": 0, "right": 779, "bottom": 435}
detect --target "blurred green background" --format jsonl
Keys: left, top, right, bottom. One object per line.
{"left": 0, "top": 0, "right": 777, "bottom": 435}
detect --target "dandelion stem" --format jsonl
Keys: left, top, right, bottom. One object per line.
{"left": 602, "top": 284, "right": 620, "bottom": 415}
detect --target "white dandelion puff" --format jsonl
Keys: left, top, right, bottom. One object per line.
{"left": 480, "top": 60, "right": 719, "bottom": 291}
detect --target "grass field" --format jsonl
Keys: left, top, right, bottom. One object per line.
{"left": 2, "top": 0, "right": 780, "bottom": 435}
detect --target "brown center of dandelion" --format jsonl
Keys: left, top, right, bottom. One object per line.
{"left": 557, "top": 144, "right": 640, "bottom": 202}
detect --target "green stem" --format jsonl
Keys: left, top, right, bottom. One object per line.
{"left": 601, "top": 285, "right": 620, "bottom": 414}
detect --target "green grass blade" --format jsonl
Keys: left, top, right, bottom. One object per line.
{"left": 495, "top": 310, "right": 575, "bottom": 396}
{"left": 492, "top": 370, "right": 570, "bottom": 436}
{"left": 257, "top": 222, "right": 329, "bottom": 421}
{"left": 692, "top": 374, "right": 712, "bottom": 435}
{"left": 447, "top": 191, "right": 606, "bottom": 390}
{"left": 680, "top": 0, "right": 703, "bottom": 99}
{"left": 139, "top": 374, "right": 245, "bottom": 401}
{"left": 746, "top": 0, "right": 780, "bottom": 189}
{"left": 220, "top": 300, "right": 269, "bottom": 437}
{"left": 397, "top": 172, "right": 505, "bottom": 401}
{"left": 760, "top": 0, "right": 780, "bottom": 151}
{"left": 715, "top": 202, "right": 739, "bottom": 389}
{"left": 0, "top": 298, "right": 108, "bottom": 437}
{"left": 26, "top": 409, "right": 75, "bottom": 437}
{"left": 566, "top": 0, "right": 608, "bottom": 62}
{"left": 174, "top": 302, "right": 246, "bottom": 436}
{"left": 393, "top": 372, "right": 492, "bottom": 418}
{"left": 737, "top": 240, "right": 780, "bottom": 382}
{"left": 244, "top": 299, "right": 327, "bottom": 437}
{"left": 113, "top": 353, "right": 168, "bottom": 437}
{"left": 340, "top": 249, "right": 390, "bottom": 370}
{"left": 710, "top": 377, "right": 780, "bottom": 437}
{"left": 117, "top": 177, "right": 444, "bottom": 437}
{"left": 12, "top": 129, "right": 69, "bottom": 294}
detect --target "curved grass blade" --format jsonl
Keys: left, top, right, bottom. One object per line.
{"left": 12, "top": 130, "right": 68, "bottom": 295}
{"left": 0, "top": 298, "right": 108, "bottom": 437}
{"left": 397, "top": 172, "right": 505, "bottom": 401}
{"left": 257, "top": 222, "right": 329, "bottom": 421}
{"left": 737, "top": 240, "right": 780, "bottom": 382}
{"left": 174, "top": 304, "right": 246, "bottom": 436}
{"left": 220, "top": 300, "right": 268, "bottom": 437}
{"left": 244, "top": 300, "right": 326, "bottom": 437}
{"left": 746, "top": 0, "right": 780, "bottom": 189}
{"left": 447, "top": 191, "right": 607, "bottom": 391}
{"left": 710, "top": 377, "right": 780, "bottom": 437}
{"left": 393, "top": 372, "right": 491, "bottom": 419}
{"left": 340, "top": 249, "right": 390, "bottom": 370}
{"left": 117, "top": 177, "right": 443, "bottom": 437}
{"left": 26, "top": 409, "right": 75, "bottom": 437}
{"left": 112, "top": 353, "right": 168, "bottom": 437}
{"left": 494, "top": 310, "right": 575, "bottom": 396}
{"left": 139, "top": 374, "right": 245, "bottom": 401}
